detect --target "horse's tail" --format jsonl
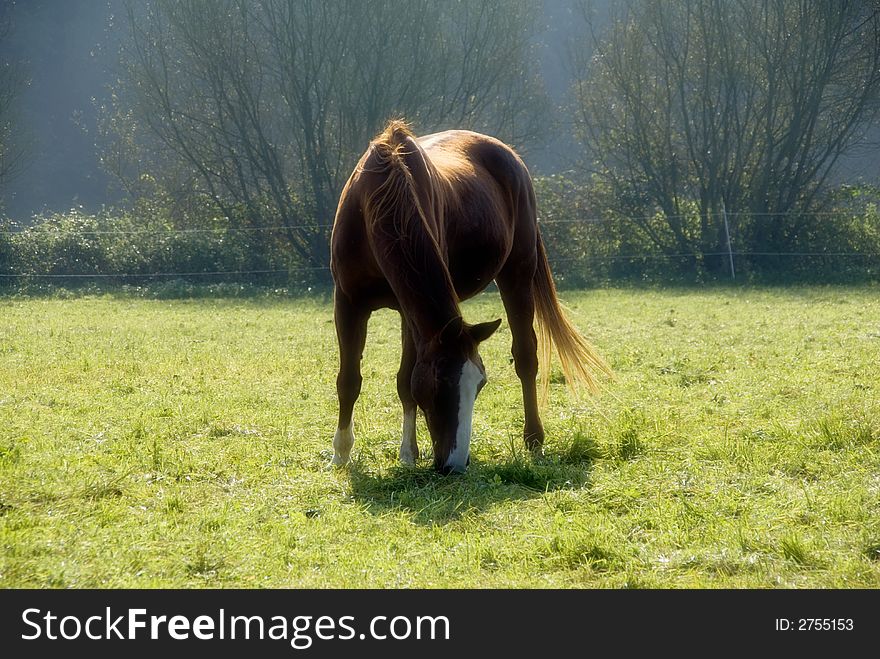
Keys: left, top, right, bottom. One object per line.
{"left": 533, "top": 229, "right": 611, "bottom": 397}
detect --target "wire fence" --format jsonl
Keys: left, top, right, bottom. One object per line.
{"left": 0, "top": 269, "right": 321, "bottom": 279}
{"left": 1, "top": 211, "right": 878, "bottom": 283}
{"left": 0, "top": 224, "right": 335, "bottom": 236}
{"left": 2, "top": 252, "right": 878, "bottom": 279}
{"left": 0, "top": 210, "right": 861, "bottom": 236}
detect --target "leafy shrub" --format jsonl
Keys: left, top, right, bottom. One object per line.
{"left": 536, "top": 176, "right": 880, "bottom": 286}
{"left": 1, "top": 199, "right": 327, "bottom": 292}
{"left": 2, "top": 179, "right": 879, "bottom": 294}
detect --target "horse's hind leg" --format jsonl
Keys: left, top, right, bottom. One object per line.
{"left": 397, "top": 316, "right": 419, "bottom": 465}
{"left": 496, "top": 268, "right": 545, "bottom": 454}
{"left": 331, "top": 293, "right": 370, "bottom": 466}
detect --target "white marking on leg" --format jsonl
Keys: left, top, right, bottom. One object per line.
{"left": 399, "top": 408, "right": 417, "bottom": 465}
{"left": 331, "top": 425, "right": 355, "bottom": 466}
{"left": 444, "top": 359, "right": 484, "bottom": 473}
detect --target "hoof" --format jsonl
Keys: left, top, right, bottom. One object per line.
{"left": 525, "top": 429, "right": 545, "bottom": 459}
{"left": 331, "top": 426, "right": 355, "bottom": 469}
{"left": 328, "top": 453, "right": 350, "bottom": 469}
{"left": 399, "top": 443, "right": 418, "bottom": 466}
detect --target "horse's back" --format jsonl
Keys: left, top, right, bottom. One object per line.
{"left": 418, "top": 129, "right": 532, "bottom": 196}
{"left": 332, "top": 126, "right": 536, "bottom": 304}
{"left": 418, "top": 130, "right": 537, "bottom": 297}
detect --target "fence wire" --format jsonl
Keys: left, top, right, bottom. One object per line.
{"left": 2, "top": 210, "right": 871, "bottom": 236}
{"left": 1, "top": 211, "right": 878, "bottom": 280}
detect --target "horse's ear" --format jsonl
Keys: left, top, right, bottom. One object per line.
{"left": 468, "top": 318, "right": 502, "bottom": 344}
{"left": 439, "top": 316, "right": 464, "bottom": 345}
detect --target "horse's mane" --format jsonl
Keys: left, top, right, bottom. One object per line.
{"left": 363, "top": 120, "right": 431, "bottom": 239}
{"left": 363, "top": 120, "right": 458, "bottom": 321}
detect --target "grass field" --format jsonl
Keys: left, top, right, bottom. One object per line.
{"left": 1, "top": 285, "right": 879, "bottom": 588}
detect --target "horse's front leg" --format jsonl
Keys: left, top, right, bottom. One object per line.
{"left": 397, "top": 316, "right": 419, "bottom": 465}
{"left": 497, "top": 272, "right": 545, "bottom": 455}
{"left": 331, "top": 292, "right": 370, "bottom": 466}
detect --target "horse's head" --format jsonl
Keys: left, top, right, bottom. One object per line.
{"left": 411, "top": 316, "right": 502, "bottom": 474}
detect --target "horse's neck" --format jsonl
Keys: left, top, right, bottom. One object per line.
{"left": 373, "top": 214, "right": 460, "bottom": 343}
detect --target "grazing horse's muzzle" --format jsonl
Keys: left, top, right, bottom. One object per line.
{"left": 438, "top": 454, "right": 470, "bottom": 476}
{"left": 425, "top": 357, "right": 485, "bottom": 473}
{"left": 427, "top": 420, "right": 468, "bottom": 474}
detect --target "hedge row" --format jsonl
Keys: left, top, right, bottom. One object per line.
{"left": 2, "top": 180, "right": 879, "bottom": 293}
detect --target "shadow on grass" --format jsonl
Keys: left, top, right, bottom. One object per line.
{"left": 346, "top": 450, "right": 596, "bottom": 526}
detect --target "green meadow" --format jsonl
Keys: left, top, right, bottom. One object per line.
{"left": 1, "top": 286, "right": 878, "bottom": 587}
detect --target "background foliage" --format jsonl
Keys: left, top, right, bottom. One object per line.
{"left": 2, "top": 0, "right": 880, "bottom": 287}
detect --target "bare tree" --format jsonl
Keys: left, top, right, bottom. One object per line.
{"left": 105, "top": 0, "right": 548, "bottom": 273}
{"left": 572, "top": 0, "right": 880, "bottom": 270}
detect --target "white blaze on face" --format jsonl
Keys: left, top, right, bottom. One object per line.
{"left": 444, "top": 359, "right": 484, "bottom": 473}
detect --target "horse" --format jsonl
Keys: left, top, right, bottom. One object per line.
{"left": 329, "top": 119, "right": 609, "bottom": 473}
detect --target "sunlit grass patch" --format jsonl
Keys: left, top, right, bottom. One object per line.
{"left": 1, "top": 286, "right": 879, "bottom": 587}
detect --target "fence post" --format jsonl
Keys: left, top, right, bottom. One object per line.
{"left": 722, "top": 203, "right": 735, "bottom": 280}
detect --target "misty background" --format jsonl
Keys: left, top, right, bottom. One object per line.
{"left": 1, "top": 0, "right": 879, "bottom": 286}
{"left": 1, "top": 0, "right": 120, "bottom": 219}
{"left": 1, "top": 0, "right": 599, "bottom": 220}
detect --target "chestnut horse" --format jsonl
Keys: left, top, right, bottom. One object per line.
{"left": 330, "top": 120, "right": 608, "bottom": 473}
